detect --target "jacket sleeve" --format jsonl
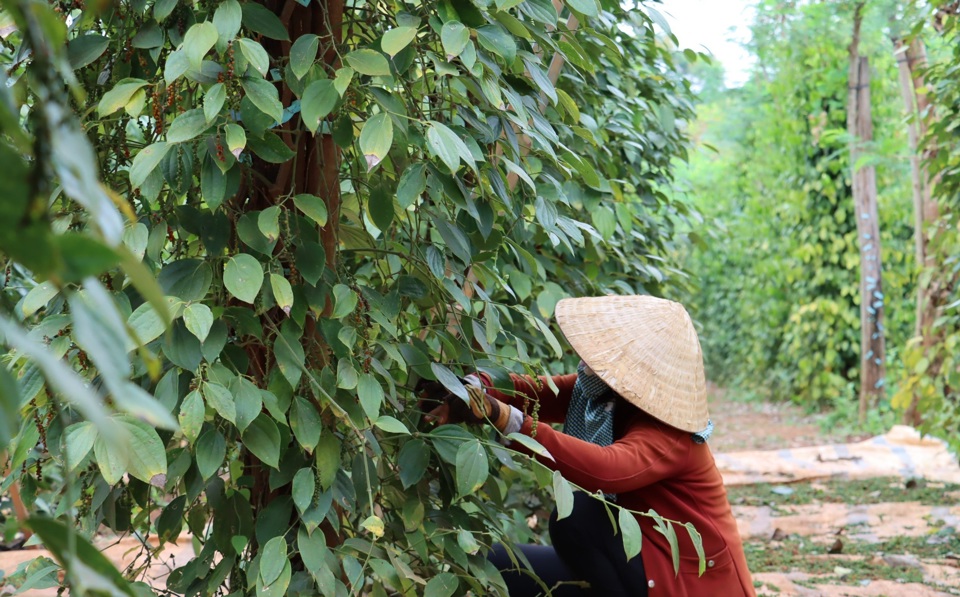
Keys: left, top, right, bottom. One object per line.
{"left": 479, "top": 372, "right": 578, "bottom": 425}
{"left": 517, "top": 415, "right": 692, "bottom": 494}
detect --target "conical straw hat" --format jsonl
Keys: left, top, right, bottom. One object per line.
{"left": 555, "top": 295, "right": 708, "bottom": 433}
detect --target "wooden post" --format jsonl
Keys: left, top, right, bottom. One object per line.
{"left": 848, "top": 5, "right": 886, "bottom": 423}
{"left": 894, "top": 36, "right": 939, "bottom": 425}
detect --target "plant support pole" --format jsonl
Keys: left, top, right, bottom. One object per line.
{"left": 848, "top": 5, "right": 886, "bottom": 422}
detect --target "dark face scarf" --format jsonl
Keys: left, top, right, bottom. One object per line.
{"left": 563, "top": 361, "right": 616, "bottom": 449}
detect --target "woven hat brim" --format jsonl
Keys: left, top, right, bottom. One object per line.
{"left": 555, "top": 296, "right": 709, "bottom": 433}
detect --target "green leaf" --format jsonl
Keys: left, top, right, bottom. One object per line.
{"left": 504, "top": 432, "right": 555, "bottom": 461}
{"left": 260, "top": 536, "right": 288, "bottom": 586}
{"left": 241, "top": 77, "right": 283, "bottom": 124}
{"left": 430, "top": 362, "right": 469, "bottom": 401}
{"left": 158, "top": 259, "right": 213, "bottom": 302}
{"left": 396, "top": 163, "right": 426, "bottom": 209}
{"left": 426, "top": 245, "right": 445, "bottom": 278}
{"left": 183, "top": 21, "right": 218, "bottom": 69}
{"left": 357, "top": 373, "right": 384, "bottom": 420}
{"left": 98, "top": 79, "right": 148, "bottom": 117}
{"left": 345, "top": 49, "right": 391, "bottom": 76}
{"left": 290, "top": 34, "right": 319, "bottom": 79}
{"left": 427, "top": 121, "right": 474, "bottom": 174}
{"left": 331, "top": 284, "right": 358, "bottom": 319}
{"left": 238, "top": 38, "right": 270, "bottom": 77}
{"left": 398, "top": 439, "right": 429, "bottom": 489}
{"left": 243, "top": 414, "right": 281, "bottom": 469}
{"left": 203, "top": 381, "right": 237, "bottom": 424}
{"left": 566, "top": 0, "right": 599, "bottom": 18}
{"left": 21, "top": 281, "right": 59, "bottom": 317}
{"left": 258, "top": 560, "right": 291, "bottom": 597}
{"left": 292, "top": 193, "right": 328, "bottom": 226}
{"left": 64, "top": 422, "right": 97, "bottom": 471}
{"left": 441, "top": 21, "right": 470, "bottom": 59}
{"left": 274, "top": 326, "right": 305, "bottom": 388}
{"left": 130, "top": 142, "right": 171, "bottom": 188}
{"left": 0, "top": 318, "right": 113, "bottom": 436}
{"left": 424, "top": 572, "right": 458, "bottom": 597}
{"left": 685, "top": 522, "right": 706, "bottom": 576}
{"left": 359, "top": 113, "right": 393, "bottom": 171}
{"left": 300, "top": 80, "right": 339, "bottom": 133}
{"left": 532, "top": 316, "right": 563, "bottom": 358}
{"left": 114, "top": 382, "right": 179, "bottom": 432}
{"left": 124, "top": 298, "right": 172, "bottom": 351}
{"left": 213, "top": 0, "right": 242, "bottom": 42}
{"left": 118, "top": 416, "right": 168, "bottom": 487}
{"left": 204, "top": 83, "right": 226, "bottom": 123}
{"left": 132, "top": 22, "right": 164, "bottom": 49}
{"left": 241, "top": 2, "right": 290, "bottom": 40}
{"left": 664, "top": 519, "right": 680, "bottom": 575}
{"left": 334, "top": 67, "right": 354, "bottom": 96}
{"left": 292, "top": 467, "right": 315, "bottom": 513}
{"left": 164, "top": 48, "right": 190, "bottom": 83}
{"left": 183, "top": 303, "right": 214, "bottom": 342}
{"left": 248, "top": 131, "right": 296, "bottom": 163}
{"left": 433, "top": 217, "right": 473, "bottom": 264}
{"left": 225, "top": 123, "right": 246, "bottom": 158}
{"left": 233, "top": 378, "right": 263, "bottom": 433}
{"left": 167, "top": 109, "right": 210, "bottom": 143}
{"left": 455, "top": 440, "right": 488, "bottom": 497}
{"left": 374, "top": 415, "right": 409, "bottom": 435}
{"left": 68, "top": 34, "right": 110, "bottom": 69}
{"left": 334, "top": 361, "right": 357, "bottom": 393}
{"left": 360, "top": 515, "right": 384, "bottom": 538}
{"left": 457, "top": 529, "right": 480, "bottom": 555}
{"left": 381, "top": 26, "right": 417, "bottom": 57}
{"left": 196, "top": 429, "right": 226, "bottom": 479}
{"left": 553, "top": 471, "right": 575, "bottom": 520}
{"left": 368, "top": 184, "right": 394, "bottom": 230}
{"left": 224, "top": 253, "right": 264, "bottom": 304}
{"left": 94, "top": 433, "right": 126, "bottom": 485}
{"left": 270, "top": 274, "right": 294, "bottom": 315}
{"left": 178, "top": 389, "right": 205, "bottom": 443}
{"left": 619, "top": 508, "right": 643, "bottom": 562}
{"left": 70, "top": 285, "right": 129, "bottom": 384}
{"left": 592, "top": 206, "right": 617, "bottom": 240}
{"left": 26, "top": 518, "right": 136, "bottom": 597}
{"left": 290, "top": 396, "right": 322, "bottom": 451}
{"left": 476, "top": 24, "right": 516, "bottom": 65}
{"left": 315, "top": 433, "right": 340, "bottom": 490}
{"left": 258, "top": 206, "right": 280, "bottom": 242}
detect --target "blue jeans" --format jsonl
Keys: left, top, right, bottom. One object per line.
{"left": 488, "top": 493, "right": 649, "bottom": 596}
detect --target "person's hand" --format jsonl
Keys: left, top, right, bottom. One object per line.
{"left": 465, "top": 384, "right": 513, "bottom": 433}
{"left": 415, "top": 378, "right": 472, "bottom": 425}
{"left": 416, "top": 376, "right": 514, "bottom": 433}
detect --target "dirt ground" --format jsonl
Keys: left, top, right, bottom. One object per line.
{"left": 707, "top": 384, "right": 872, "bottom": 453}
{"left": 709, "top": 385, "right": 960, "bottom": 597}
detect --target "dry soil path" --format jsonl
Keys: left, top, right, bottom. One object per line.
{"left": 708, "top": 386, "right": 960, "bottom": 597}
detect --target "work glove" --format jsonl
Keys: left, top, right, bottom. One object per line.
{"left": 464, "top": 383, "right": 514, "bottom": 433}
{"left": 416, "top": 375, "right": 520, "bottom": 434}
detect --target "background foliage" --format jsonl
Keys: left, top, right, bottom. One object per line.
{"left": 898, "top": 0, "right": 960, "bottom": 453}
{"left": 0, "top": 0, "right": 701, "bottom": 593}
{"left": 677, "top": 0, "right": 916, "bottom": 421}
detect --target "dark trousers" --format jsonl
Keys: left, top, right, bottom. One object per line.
{"left": 488, "top": 493, "right": 649, "bottom": 596}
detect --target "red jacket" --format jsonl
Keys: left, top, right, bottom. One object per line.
{"left": 484, "top": 373, "right": 756, "bottom": 597}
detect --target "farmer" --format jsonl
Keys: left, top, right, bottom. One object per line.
{"left": 422, "top": 295, "right": 755, "bottom": 596}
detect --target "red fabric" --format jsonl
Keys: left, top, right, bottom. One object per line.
{"left": 483, "top": 373, "right": 756, "bottom": 597}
